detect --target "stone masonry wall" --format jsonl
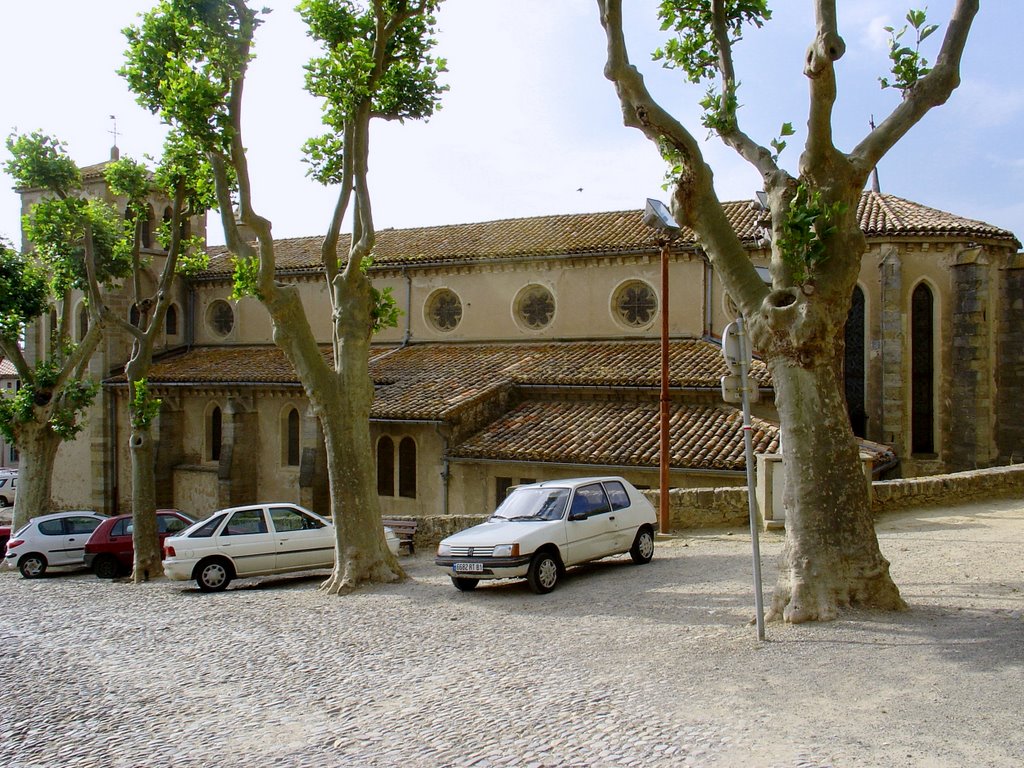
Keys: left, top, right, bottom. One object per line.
{"left": 403, "top": 464, "right": 1024, "bottom": 550}
{"left": 997, "top": 255, "right": 1024, "bottom": 463}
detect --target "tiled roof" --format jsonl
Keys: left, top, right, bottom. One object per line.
{"left": 138, "top": 340, "right": 770, "bottom": 420}
{"left": 200, "top": 192, "right": 1018, "bottom": 276}
{"left": 0, "top": 358, "right": 18, "bottom": 378}
{"left": 449, "top": 399, "right": 780, "bottom": 471}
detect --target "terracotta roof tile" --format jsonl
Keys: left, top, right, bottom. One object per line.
{"left": 136, "top": 340, "right": 770, "bottom": 420}
{"left": 0, "top": 358, "right": 17, "bottom": 377}
{"left": 449, "top": 399, "right": 779, "bottom": 471}
{"left": 449, "top": 398, "right": 894, "bottom": 472}
{"left": 200, "top": 193, "right": 1018, "bottom": 276}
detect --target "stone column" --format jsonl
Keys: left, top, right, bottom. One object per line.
{"left": 298, "top": 405, "right": 328, "bottom": 514}
{"left": 997, "top": 252, "right": 1024, "bottom": 463}
{"left": 949, "top": 247, "right": 992, "bottom": 470}
{"left": 878, "top": 245, "right": 905, "bottom": 453}
{"left": 217, "top": 396, "right": 259, "bottom": 507}
{"left": 154, "top": 399, "right": 184, "bottom": 509}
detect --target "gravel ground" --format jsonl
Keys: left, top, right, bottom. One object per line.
{"left": 1, "top": 497, "right": 1022, "bottom": 768}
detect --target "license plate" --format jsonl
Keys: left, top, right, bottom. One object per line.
{"left": 453, "top": 562, "right": 483, "bottom": 573}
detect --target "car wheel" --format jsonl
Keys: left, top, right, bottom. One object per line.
{"left": 630, "top": 526, "right": 655, "bottom": 564}
{"left": 451, "top": 576, "right": 479, "bottom": 592}
{"left": 526, "top": 550, "right": 560, "bottom": 594}
{"left": 195, "top": 558, "right": 232, "bottom": 592}
{"left": 19, "top": 554, "right": 47, "bottom": 579}
{"left": 93, "top": 555, "right": 120, "bottom": 580}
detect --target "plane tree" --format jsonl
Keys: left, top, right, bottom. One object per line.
{"left": 595, "top": 1, "right": 978, "bottom": 621}
{"left": 101, "top": 135, "right": 214, "bottom": 582}
{"left": 121, "top": 0, "right": 446, "bottom": 592}
{"left": 0, "top": 133, "right": 133, "bottom": 532}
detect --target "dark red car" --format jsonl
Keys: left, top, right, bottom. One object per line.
{"left": 0, "top": 524, "right": 10, "bottom": 554}
{"left": 84, "top": 510, "right": 194, "bottom": 578}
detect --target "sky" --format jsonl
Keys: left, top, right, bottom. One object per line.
{"left": 1, "top": 0, "right": 1021, "bottom": 248}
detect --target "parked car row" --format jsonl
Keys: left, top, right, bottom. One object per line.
{"left": 1, "top": 503, "right": 401, "bottom": 590}
{"left": 2, "top": 477, "right": 657, "bottom": 595}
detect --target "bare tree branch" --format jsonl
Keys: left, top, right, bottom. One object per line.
{"left": 850, "top": 0, "right": 978, "bottom": 181}
{"left": 802, "top": 0, "right": 845, "bottom": 173}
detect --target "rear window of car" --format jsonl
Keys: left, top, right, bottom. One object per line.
{"left": 223, "top": 508, "right": 268, "bottom": 536}
{"left": 604, "top": 481, "right": 631, "bottom": 511}
{"left": 37, "top": 519, "right": 64, "bottom": 536}
{"left": 189, "top": 515, "right": 226, "bottom": 538}
{"left": 111, "top": 519, "right": 130, "bottom": 537}
{"left": 66, "top": 516, "right": 102, "bottom": 535}
{"left": 159, "top": 515, "right": 191, "bottom": 534}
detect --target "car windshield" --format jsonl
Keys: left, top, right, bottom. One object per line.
{"left": 491, "top": 488, "right": 569, "bottom": 521}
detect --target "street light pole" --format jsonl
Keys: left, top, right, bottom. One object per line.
{"left": 642, "top": 199, "right": 680, "bottom": 536}
{"left": 659, "top": 240, "right": 670, "bottom": 535}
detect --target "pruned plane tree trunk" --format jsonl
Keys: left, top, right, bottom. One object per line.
{"left": 102, "top": 147, "right": 214, "bottom": 583}
{"left": 122, "top": 0, "right": 447, "bottom": 593}
{"left": 596, "top": 0, "right": 978, "bottom": 621}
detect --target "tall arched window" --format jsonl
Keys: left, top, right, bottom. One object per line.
{"left": 377, "top": 436, "right": 395, "bottom": 496}
{"left": 398, "top": 437, "right": 417, "bottom": 499}
{"left": 911, "top": 282, "right": 935, "bottom": 454}
{"left": 166, "top": 304, "right": 178, "bottom": 336}
{"left": 285, "top": 408, "right": 300, "bottom": 466}
{"left": 208, "top": 405, "right": 222, "bottom": 462}
{"left": 845, "top": 286, "right": 866, "bottom": 437}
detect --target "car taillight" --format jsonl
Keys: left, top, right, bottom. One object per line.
{"left": 164, "top": 545, "right": 175, "bottom": 558}
{"left": 6, "top": 539, "right": 23, "bottom": 550}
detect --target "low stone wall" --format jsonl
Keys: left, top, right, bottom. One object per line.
{"left": 870, "top": 463, "right": 1024, "bottom": 513}
{"left": 401, "top": 464, "right": 1024, "bottom": 548}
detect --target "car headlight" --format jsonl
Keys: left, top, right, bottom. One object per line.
{"left": 492, "top": 543, "right": 519, "bottom": 558}
{"left": 437, "top": 542, "right": 453, "bottom": 556}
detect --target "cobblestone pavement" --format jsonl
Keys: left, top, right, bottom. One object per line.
{"left": 2, "top": 499, "right": 1022, "bottom": 767}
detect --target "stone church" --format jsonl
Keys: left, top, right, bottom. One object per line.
{"left": 14, "top": 154, "right": 1023, "bottom": 520}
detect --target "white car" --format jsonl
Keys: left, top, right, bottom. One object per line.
{"left": 162, "top": 503, "right": 401, "bottom": 592}
{"left": 435, "top": 477, "right": 657, "bottom": 594}
{"left": 0, "top": 473, "right": 17, "bottom": 507}
{"left": 4, "top": 511, "right": 109, "bottom": 578}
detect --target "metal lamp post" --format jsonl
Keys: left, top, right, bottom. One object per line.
{"left": 643, "top": 199, "right": 680, "bottom": 535}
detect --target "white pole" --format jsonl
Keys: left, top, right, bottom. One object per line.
{"left": 737, "top": 315, "right": 766, "bottom": 641}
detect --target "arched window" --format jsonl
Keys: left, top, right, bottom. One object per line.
{"left": 398, "top": 437, "right": 417, "bottom": 499}
{"left": 376, "top": 436, "right": 395, "bottom": 496}
{"left": 844, "top": 286, "right": 866, "bottom": 437}
{"left": 77, "top": 303, "right": 89, "bottom": 342}
{"left": 911, "top": 283, "right": 935, "bottom": 455}
{"left": 208, "top": 405, "right": 222, "bottom": 462}
{"left": 166, "top": 304, "right": 178, "bottom": 336}
{"left": 285, "top": 408, "right": 300, "bottom": 467}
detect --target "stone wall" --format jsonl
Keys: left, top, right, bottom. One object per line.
{"left": 402, "top": 464, "right": 1024, "bottom": 549}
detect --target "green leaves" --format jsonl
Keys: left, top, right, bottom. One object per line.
{"left": 298, "top": 0, "right": 448, "bottom": 184}
{"left": 129, "top": 378, "right": 162, "bottom": 432}
{"left": 3, "top": 132, "right": 80, "bottom": 196}
{"left": 879, "top": 8, "right": 940, "bottom": 93}
{"left": 653, "top": 1, "right": 771, "bottom": 84}
{"left": 0, "top": 239, "right": 48, "bottom": 341}
{"left": 770, "top": 122, "right": 794, "bottom": 161}
{"left": 777, "top": 182, "right": 847, "bottom": 284}
{"left": 121, "top": 0, "right": 263, "bottom": 154}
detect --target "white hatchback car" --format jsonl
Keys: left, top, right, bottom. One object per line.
{"left": 4, "top": 511, "right": 109, "bottom": 578}
{"left": 162, "top": 503, "right": 400, "bottom": 592}
{"left": 435, "top": 477, "right": 657, "bottom": 593}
